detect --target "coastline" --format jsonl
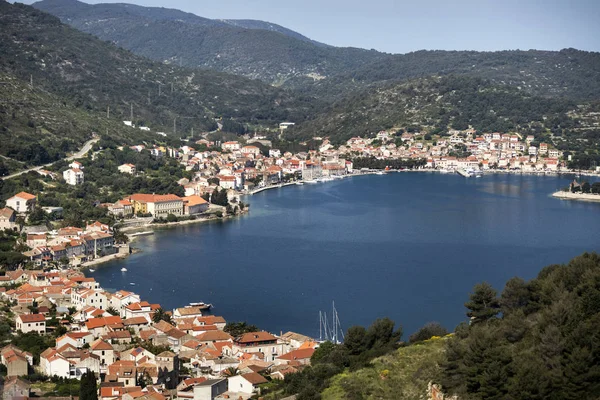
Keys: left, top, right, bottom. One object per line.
{"left": 552, "top": 191, "right": 600, "bottom": 202}
{"left": 84, "top": 170, "right": 595, "bottom": 271}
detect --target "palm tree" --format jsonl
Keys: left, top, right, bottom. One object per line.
{"left": 223, "top": 367, "right": 238, "bottom": 377}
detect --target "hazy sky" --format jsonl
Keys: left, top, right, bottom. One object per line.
{"left": 22, "top": 0, "right": 600, "bottom": 53}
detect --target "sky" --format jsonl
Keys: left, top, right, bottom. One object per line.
{"left": 21, "top": 0, "right": 600, "bottom": 54}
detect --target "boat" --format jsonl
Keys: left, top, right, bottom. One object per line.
{"left": 306, "top": 180, "right": 318, "bottom": 184}
{"left": 295, "top": 182, "right": 304, "bottom": 185}
{"left": 376, "top": 171, "right": 386, "bottom": 175}
{"left": 121, "top": 268, "right": 127, "bottom": 272}
{"left": 439, "top": 169, "right": 450, "bottom": 174}
{"left": 88, "top": 269, "right": 95, "bottom": 273}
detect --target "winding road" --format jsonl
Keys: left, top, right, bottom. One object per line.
{"left": 0, "top": 138, "right": 99, "bottom": 181}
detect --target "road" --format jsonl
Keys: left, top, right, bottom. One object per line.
{"left": 0, "top": 138, "right": 99, "bottom": 181}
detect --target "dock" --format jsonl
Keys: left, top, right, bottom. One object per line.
{"left": 456, "top": 168, "right": 472, "bottom": 178}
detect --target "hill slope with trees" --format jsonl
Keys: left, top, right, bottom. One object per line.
{"left": 32, "top": 0, "right": 384, "bottom": 85}
{"left": 0, "top": 0, "right": 318, "bottom": 166}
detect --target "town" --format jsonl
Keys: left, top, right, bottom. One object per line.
{"left": 0, "top": 124, "right": 593, "bottom": 270}
{"left": 0, "top": 267, "right": 317, "bottom": 400}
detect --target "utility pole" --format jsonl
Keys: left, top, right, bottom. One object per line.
{"left": 106, "top": 106, "right": 110, "bottom": 119}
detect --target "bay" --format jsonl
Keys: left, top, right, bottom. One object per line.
{"left": 89, "top": 173, "right": 600, "bottom": 338}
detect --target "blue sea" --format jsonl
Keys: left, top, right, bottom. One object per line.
{"left": 89, "top": 173, "right": 600, "bottom": 338}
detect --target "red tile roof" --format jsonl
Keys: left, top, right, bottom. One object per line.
{"left": 18, "top": 314, "right": 45, "bottom": 323}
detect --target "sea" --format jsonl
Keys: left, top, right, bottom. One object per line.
{"left": 88, "top": 172, "right": 600, "bottom": 339}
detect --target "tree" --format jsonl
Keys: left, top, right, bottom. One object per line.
{"left": 344, "top": 326, "right": 368, "bottom": 355}
{"left": 152, "top": 308, "right": 172, "bottom": 324}
{"left": 223, "top": 322, "right": 259, "bottom": 337}
{"left": 409, "top": 322, "right": 448, "bottom": 343}
{"left": 79, "top": 371, "right": 98, "bottom": 400}
{"left": 166, "top": 213, "right": 178, "bottom": 223}
{"left": 465, "top": 282, "right": 500, "bottom": 323}
{"left": 105, "top": 307, "right": 119, "bottom": 316}
{"left": 582, "top": 182, "right": 591, "bottom": 193}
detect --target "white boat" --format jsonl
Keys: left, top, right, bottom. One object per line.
{"left": 439, "top": 169, "right": 450, "bottom": 174}
{"left": 306, "top": 180, "right": 318, "bottom": 184}
{"left": 121, "top": 268, "right": 127, "bottom": 272}
{"left": 376, "top": 171, "right": 386, "bottom": 175}
{"left": 295, "top": 182, "right": 304, "bottom": 185}
{"left": 89, "top": 269, "right": 95, "bottom": 273}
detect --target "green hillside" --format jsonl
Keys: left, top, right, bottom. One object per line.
{"left": 32, "top": 0, "right": 384, "bottom": 85}
{"left": 0, "top": 0, "right": 318, "bottom": 167}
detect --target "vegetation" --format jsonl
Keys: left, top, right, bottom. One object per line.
{"left": 79, "top": 371, "right": 98, "bottom": 400}
{"left": 0, "top": 1, "right": 316, "bottom": 167}
{"left": 33, "top": 0, "right": 384, "bottom": 86}
{"left": 223, "top": 321, "right": 259, "bottom": 337}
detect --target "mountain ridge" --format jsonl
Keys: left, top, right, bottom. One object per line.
{"left": 31, "top": 0, "right": 387, "bottom": 85}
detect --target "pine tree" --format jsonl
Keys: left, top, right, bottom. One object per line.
{"left": 465, "top": 282, "right": 500, "bottom": 323}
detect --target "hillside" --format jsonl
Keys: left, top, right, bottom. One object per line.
{"left": 286, "top": 75, "right": 588, "bottom": 144}
{"left": 32, "top": 0, "right": 384, "bottom": 85}
{"left": 304, "top": 49, "right": 600, "bottom": 101}
{"left": 0, "top": 1, "right": 317, "bottom": 166}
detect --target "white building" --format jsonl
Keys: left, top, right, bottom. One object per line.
{"left": 118, "top": 164, "right": 136, "bottom": 174}
{"left": 16, "top": 314, "right": 46, "bottom": 334}
{"left": 5, "top": 192, "right": 37, "bottom": 213}
{"left": 63, "top": 169, "right": 84, "bottom": 185}
{"left": 221, "top": 141, "right": 241, "bottom": 151}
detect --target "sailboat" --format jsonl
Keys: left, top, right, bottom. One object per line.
{"left": 318, "top": 301, "right": 345, "bottom": 344}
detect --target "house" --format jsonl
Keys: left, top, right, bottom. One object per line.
{"left": 280, "top": 331, "right": 313, "bottom": 350}
{"left": 182, "top": 195, "right": 209, "bottom": 215}
{"left": 3, "top": 377, "right": 31, "bottom": 400}
{"left": 227, "top": 372, "right": 268, "bottom": 395}
{"left": 118, "top": 164, "right": 137, "bottom": 174}
{"left": 40, "top": 348, "right": 72, "bottom": 378}
{"left": 69, "top": 161, "right": 84, "bottom": 170}
{"left": 1, "top": 345, "right": 33, "bottom": 377}
{"left": 63, "top": 168, "right": 85, "bottom": 185}
{"left": 173, "top": 304, "right": 211, "bottom": 320}
{"left": 241, "top": 146, "right": 261, "bottom": 158}
{"left": 275, "top": 348, "right": 315, "bottom": 366}
{"left": 84, "top": 316, "right": 124, "bottom": 338}
{"left": 0, "top": 207, "right": 17, "bottom": 230}
{"left": 91, "top": 339, "right": 116, "bottom": 368}
{"left": 16, "top": 314, "right": 45, "bottom": 334}
{"left": 109, "top": 290, "right": 141, "bottom": 318}
{"left": 6, "top": 192, "right": 37, "bottom": 213}
{"left": 108, "top": 200, "right": 134, "bottom": 217}
{"left": 232, "top": 332, "right": 285, "bottom": 362}
{"left": 56, "top": 332, "right": 94, "bottom": 349}
{"left": 127, "top": 194, "right": 183, "bottom": 218}
{"left": 192, "top": 378, "right": 228, "bottom": 400}
{"left": 221, "top": 141, "right": 241, "bottom": 152}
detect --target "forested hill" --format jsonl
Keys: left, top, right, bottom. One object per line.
{"left": 285, "top": 75, "right": 586, "bottom": 145}
{"left": 304, "top": 48, "right": 600, "bottom": 101}
{"left": 32, "top": 0, "right": 384, "bottom": 85}
{"left": 0, "top": 1, "right": 317, "bottom": 166}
